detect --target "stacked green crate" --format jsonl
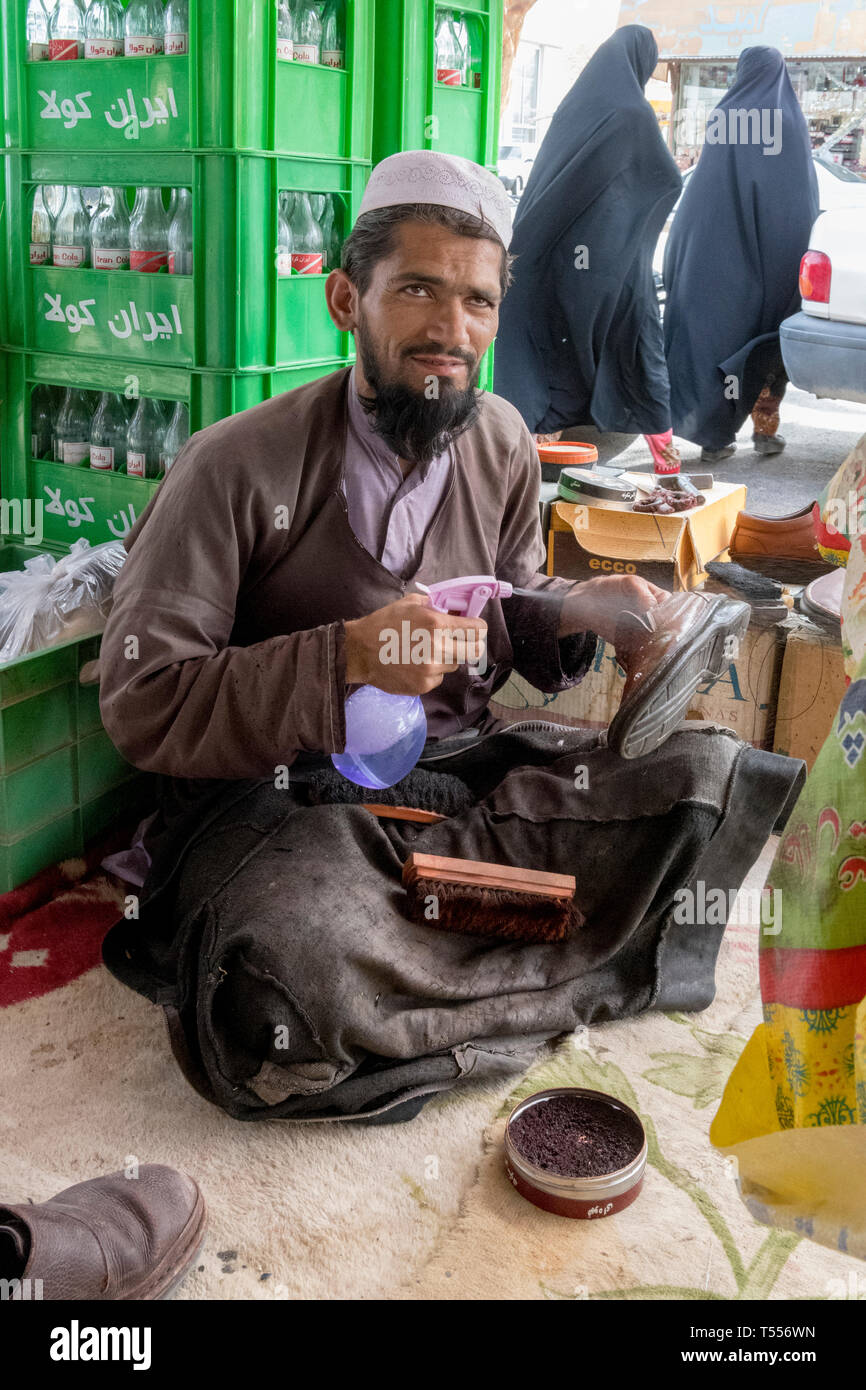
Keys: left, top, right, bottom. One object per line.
{"left": 0, "top": 0, "right": 375, "bottom": 887}
{"left": 371, "top": 1, "right": 503, "bottom": 391}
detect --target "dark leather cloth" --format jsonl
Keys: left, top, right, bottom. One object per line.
{"left": 663, "top": 47, "right": 819, "bottom": 449}
{"left": 493, "top": 25, "right": 682, "bottom": 435}
{"left": 102, "top": 723, "right": 805, "bottom": 1123}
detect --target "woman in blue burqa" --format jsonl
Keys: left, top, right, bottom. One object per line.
{"left": 494, "top": 25, "right": 685, "bottom": 480}
{"left": 663, "top": 46, "right": 818, "bottom": 463}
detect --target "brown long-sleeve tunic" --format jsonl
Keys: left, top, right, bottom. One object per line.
{"left": 98, "top": 367, "right": 596, "bottom": 781}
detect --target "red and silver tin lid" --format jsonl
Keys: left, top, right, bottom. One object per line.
{"left": 504, "top": 1087, "right": 647, "bottom": 1219}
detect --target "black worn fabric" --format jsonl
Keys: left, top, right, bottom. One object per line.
{"left": 102, "top": 723, "right": 805, "bottom": 1124}
{"left": 493, "top": 25, "right": 682, "bottom": 435}
{"left": 663, "top": 46, "right": 819, "bottom": 449}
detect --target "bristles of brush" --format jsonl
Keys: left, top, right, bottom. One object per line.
{"left": 403, "top": 878, "right": 581, "bottom": 943}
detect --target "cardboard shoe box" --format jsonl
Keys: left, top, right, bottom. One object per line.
{"left": 548, "top": 481, "right": 747, "bottom": 592}
{"left": 773, "top": 616, "right": 846, "bottom": 771}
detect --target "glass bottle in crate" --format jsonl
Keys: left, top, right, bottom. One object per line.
{"left": 127, "top": 397, "right": 167, "bottom": 478}
{"left": 90, "top": 392, "right": 130, "bottom": 472}
{"left": 123, "top": 0, "right": 164, "bottom": 57}
{"left": 434, "top": 10, "right": 461, "bottom": 86}
{"left": 276, "top": 0, "right": 294, "bottom": 61}
{"left": 129, "top": 187, "right": 169, "bottom": 273}
{"left": 90, "top": 186, "right": 130, "bottom": 270}
{"left": 453, "top": 14, "right": 470, "bottom": 85}
{"left": 48, "top": 0, "right": 85, "bottom": 60}
{"left": 29, "top": 186, "right": 53, "bottom": 266}
{"left": 321, "top": 0, "right": 344, "bottom": 68}
{"left": 160, "top": 402, "right": 190, "bottom": 473}
{"left": 277, "top": 194, "right": 294, "bottom": 278}
{"left": 464, "top": 14, "right": 483, "bottom": 89}
{"left": 30, "top": 384, "right": 56, "bottom": 460}
{"left": 168, "top": 188, "right": 193, "bottom": 275}
{"left": 26, "top": 0, "right": 50, "bottom": 60}
{"left": 319, "top": 197, "right": 335, "bottom": 272}
{"left": 83, "top": 0, "right": 124, "bottom": 57}
{"left": 327, "top": 195, "right": 343, "bottom": 272}
{"left": 293, "top": 0, "right": 321, "bottom": 64}
{"left": 54, "top": 388, "right": 93, "bottom": 466}
{"left": 164, "top": 0, "right": 189, "bottom": 55}
{"left": 289, "top": 193, "right": 324, "bottom": 274}
{"left": 52, "top": 186, "right": 91, "bottom": 268}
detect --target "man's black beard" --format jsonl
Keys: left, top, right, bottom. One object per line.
{"left": 355, "top": 317, "right": 481, "bottom": 465}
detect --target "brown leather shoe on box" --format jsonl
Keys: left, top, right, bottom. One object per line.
{"left": 729, "top": 502, "right": 836, "bottom": 583}
{"left": 0, "top": 1165, "right": 206, "bottom": 1300}
{"left": 609, "top": 592, "right": 750, "bottom": 759}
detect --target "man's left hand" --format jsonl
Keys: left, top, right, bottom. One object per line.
{"left": 558, "top": 575, "right": 667, "bottom": 647}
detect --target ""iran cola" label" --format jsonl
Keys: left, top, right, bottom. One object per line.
{"left": 276, "top": 38, "right": 294, "bottom": 60}
{"left": 436, "top": 67, "right": 461, "bottom": 86}
{"left": 127, "top": 451, "right": 148, "bottom": 477}
{"left": 293, "top": 43, "right": 319, "bottom": 63}
{"left": 84, "top": 37, "right": 123, "bottom": 57}
{"left": 164, "top": 33, "right": 189, "bottom": 55}
{"left": 53, "top": 244, "right": 86, "bottom": 268}
{"left": 30, "top": 242, "right": 50, "bottom": 265}
{"left": 130, "top": 249, "right": 168, "bottom": 273}
{"left": 291, "top": 251, "right": 323, "bottom": 274}
{"left": 48, "top": 39, "right": 83, "bottom": 60}
{"left": 89, "top": 445, "right": 115, "bottom": 471}
{"left": 124, "top": 36, "right": 164, "bottom": 56}
{"left": 93, "top": 248, "right": 130, "bottom": 270}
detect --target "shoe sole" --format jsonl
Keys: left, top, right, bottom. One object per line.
{"left": 608, "top": 601, "right": 750, "bottom": 760}
{"left": 118, "top": 1184, "right": 208, "bottom": 1300}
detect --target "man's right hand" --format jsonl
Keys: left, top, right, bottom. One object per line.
{"left": 344, "top": 594, "right": 488, "bottom": 695}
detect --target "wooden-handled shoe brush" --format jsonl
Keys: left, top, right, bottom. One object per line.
{"left": 402, "top": 853, "right": 582, "bottom": 944}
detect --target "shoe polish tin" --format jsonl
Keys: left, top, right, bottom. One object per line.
{"left": 504, "top": 1087, "right": 647, "bottom": 1219}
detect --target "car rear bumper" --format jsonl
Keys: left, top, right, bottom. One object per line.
{"left": 780, "top": 310, "right": 866, "bottom": 404}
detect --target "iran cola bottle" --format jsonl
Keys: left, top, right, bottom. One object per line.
{"left": 321, "top": 0, "right": 344, "bottom": 68}
{"left": 29, "top": 185, "right": 53, "bottom": 266}
{"left": 126, "top": 396, "right": 166, "bottom": 478}
{"left": 276, "top": 0, "right": 294, "bottom": 61}
{"left": 48, "top": 0, "right": 85, "bottom": 60}
{"left": 90, "top": 186, "right": 131, "bottom": 270}
{"left": 453, "top": 13, "right": 470, "bottom": 85}
{"left": 30, "top": 384, "right": 56, "bottom": 460}
{"left": 90, "top": 392, "right": 130, "bottom": 472}
{"left": 26, "top": 0, "right": 50, "bottom": 60}
{"left": 464, "top": 13, "right": 483, "bottom": 88}
{"left": 168, "top": 188, "right": 193, "bottom": 275}
{"left": 289, "top": 193, "right": 323, "bottom": 274}
{"left": 123, "top": 0, "right": 164, "bottom": 57}
{"left": 52, "top": 186, "right": 90, "bottom": 268}
{"left": 277, "top": 193, "right": 293, "bottom": 278}
{"left": 54, "top": 388, "right": 93, "bottom": 466}
{"left": 130, "top": 187, "right": 169, "bottom": 273}
{"left": 83, "top": 0, "right": 124, "bottom": 57}
{"left": 164, "top": 0, "right": 189, "bottom": 55}
{"left": 159, "top": 402, "right": 190, "bottom": 474}
{"left": 434, "top": 10, "right": 461, "bottom": 86}
{"left": 293, "top": 0, "right": 321, "bottom": 64}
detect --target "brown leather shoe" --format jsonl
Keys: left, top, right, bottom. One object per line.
{"left": 609, "top": 591, "right": 750, "bottom": 759}
{"left": 0, "top": 1165, "right": 206, "bottom": 1300}
{"left": 729, "top": 502, "right": 836, "bottom": 583}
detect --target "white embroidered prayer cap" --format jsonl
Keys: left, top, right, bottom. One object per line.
{"left": 356, "top": 150, "right": 513, "bottom": 249}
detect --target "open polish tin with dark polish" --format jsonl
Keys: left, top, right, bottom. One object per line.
{"left": 504, "top": 1087, "right": 647, "bottom": 1219}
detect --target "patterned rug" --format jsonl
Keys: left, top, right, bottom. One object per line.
{"left": 0, "top": 838, "right": 863, "bottom": 1300}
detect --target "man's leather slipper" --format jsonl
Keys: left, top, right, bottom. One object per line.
{"left": 609, "top": 592, "right": 750, "bottom": 760}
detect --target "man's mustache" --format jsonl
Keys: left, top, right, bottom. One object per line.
{"left": 401, "top": 345, "right": 477, "bottom": 369}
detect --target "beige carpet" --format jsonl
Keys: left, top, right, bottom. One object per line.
{"left": 1, "top": 840, "right": 862, "bottom": 1301}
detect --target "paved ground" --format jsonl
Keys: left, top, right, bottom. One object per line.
{"left": 561, "top": 387, "right": 866, "bottom": 514}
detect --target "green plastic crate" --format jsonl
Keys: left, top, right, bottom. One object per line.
{"left": 0, "top": 741, "right": 76, "bottom": 836}
{"left": 3, "top": 151, "right": 370, "bottom": 370}
{"left": 0, "top": 807, "right": 81, "bottom": 892}
{"left": 1, "top": 0, "right": 374, "bottom": 160}
{"left": 372, "top": 1, "right": 502, "bottom": 168}
{"left": 2, "top": 348, "right": 352, "bottom": 547}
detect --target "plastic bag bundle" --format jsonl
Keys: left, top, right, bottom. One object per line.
{"left": 0, "top": 540, "right": 126, "bottom": 666}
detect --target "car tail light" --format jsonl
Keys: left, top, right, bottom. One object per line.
{"left": 799, "top": 251, "right": 831, "bottom": 303}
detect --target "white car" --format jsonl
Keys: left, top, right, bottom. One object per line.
{"left": 780, "top": 205, "right": 866, "bottom": 404}
{"left": 496, "top": 144, "right": 536, "bottom": 197}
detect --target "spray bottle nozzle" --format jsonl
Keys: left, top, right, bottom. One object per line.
{"left": 415, "top": 575, "right": 513, "bottom": 618}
